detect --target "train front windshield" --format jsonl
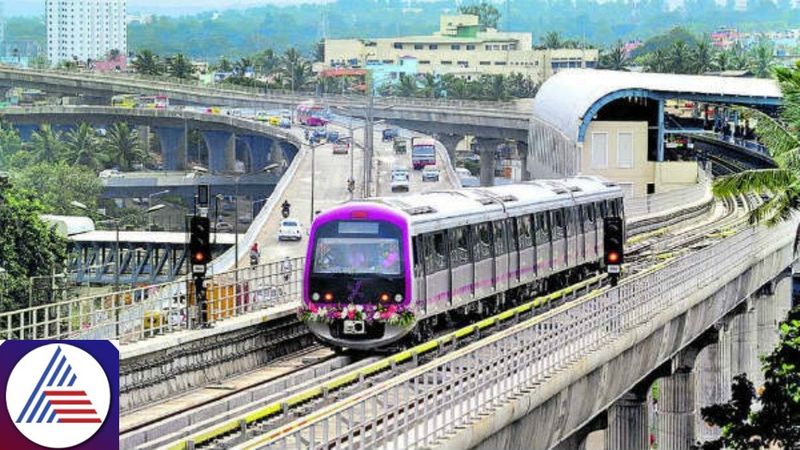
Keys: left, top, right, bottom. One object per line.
{"left": 309, "top": 220, "right": 405, "bottom": 304}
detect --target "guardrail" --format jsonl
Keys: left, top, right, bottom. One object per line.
{"left": 0, "top": 256, "right": 305, "bottom": 345}
{"left": 0, "top": 66, "right": 527, "bottom": 113}
{"left": 252, "top": 218, "right": 793, "bottom": 449}
{"left": 624, "top": 167, "right": 711, "bottom": 219}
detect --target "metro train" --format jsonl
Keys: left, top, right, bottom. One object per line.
{"left": 301, "top": 177, "right": 624, "bottom": 350}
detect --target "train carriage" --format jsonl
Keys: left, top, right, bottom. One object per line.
{"left": 302, "top": 177, "right": 624, "bottom": 351}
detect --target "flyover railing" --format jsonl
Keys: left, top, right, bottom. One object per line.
{"left": 0, "top": 256, "right": 305, "bottom": 345}
{"left": 1, "top": 66, "right": 527, "bottom": 113}
{"left": 624, "top": 166, "right": 712, "bottom": 219}
{"left": 256, "top": 218, "right": 793, "bottom": 449}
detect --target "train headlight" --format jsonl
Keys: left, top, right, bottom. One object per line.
{"left": 394, "top": 294, "right": 403, "bottom": 303}
{"left": 323, "top": 292, "right": 334, "bottom": 302}
{"left": 379, "top": 293, "right": 390, "bottom": 302}
{"left": 311, "top": 292, "right": 320, "bottom": 301}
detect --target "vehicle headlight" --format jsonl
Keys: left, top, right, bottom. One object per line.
{"left": 394, "top": 294, "right": 403, "bottom": 302}
{"left": 311, "top": 292, "right": 320, "bottom": 301}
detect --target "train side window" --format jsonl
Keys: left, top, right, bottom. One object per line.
{"left": 565, "top": 207, "right": 577, "bottom": 236}
{"left": 412, "top": 236, "right": 425, "bottom": 277}
{"left": 552, "top": 209, "right": 565, "bottom": 240}
{"left": 599, "top": 201, "right": 608, "bottom": 218}
{"left": 586, "top": 203, "right": 596, "bottom": 223}
{"left": 423, "top": 232, "right": 447, "bottom": 273}
{"left": 506, "top": 218, "right": 518, "bottom": 253}
{"left": 534, "top": 212, "right": 549, "bottom": 244}
{"left": 449, "top": 227, "right": 471, "bottom": 266}
{"left": 473, "top": 223, "right": 492, "bottom": 260}
{"left": 493, "top": 221, "right": 507, "bottom": 255}
{"left": 517, "top": 215, "right": 533, "bottom": 249}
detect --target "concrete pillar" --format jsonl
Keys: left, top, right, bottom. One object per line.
{"left": 517, "top": 140, "right": 531, "bottom": 181}
{"left": 154, "top": 126, "right": 187, "bottom": 171}
{"left": 226, "top": 132, "right": 237, "bottom": 172}
{"left": 728, "top": 301, "right": 759, "bottom": 382}
{"left": 200, "top": 130, "right": 234, "bottom": 173}
{"left": 238, "top": 135, "right": 272, "bottom": 173}
{"left": 694, "top": 344, "right": 724, "bottom": 442}
{"left": 14, "top": 124, "right": 38, "bottom": 141}
{"left": 137, "top": 125, "right": 151, "bottom": 154}
{"left": 656, "top": 371, "right": 695, "bottom": 450}
{"left": 657, "top": 98, "right": 665, "bottom": 162}
{"left": 474, "top": 138, "right": 496, "bottom": 187}
{"left": 606, "top": 393, "right": 648, "bottom": 450}
{"left": 436, "top": 133, "right": 463, "bottom": 168}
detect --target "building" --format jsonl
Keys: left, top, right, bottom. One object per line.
{"left": 324, "top": 14, "right": 597, "bottom": 86}
{"left": 46, "top": 0, "right": 127, "bottom": 66}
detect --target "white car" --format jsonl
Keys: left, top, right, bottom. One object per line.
{"left": 390, "top": 169, "right": 410, "bottom": 192}
{"left": 422, "top": 165, "right": 440, "bottom": 182}
{"left": 278, "top": 218, "right": 303, "bottom": 241}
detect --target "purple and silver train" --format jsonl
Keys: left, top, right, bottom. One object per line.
{"left": 302, "top": 177, "right": 624, "bottom": 350}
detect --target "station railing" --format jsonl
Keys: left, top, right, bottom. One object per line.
{"left": 0, "top": 256, "right": 305, "bottom": 345}
{"left": 624, "top": 167, "right": 712, "bottom": 219}
{"left": 255, "top": 218, "right": 794, "bottom": 449}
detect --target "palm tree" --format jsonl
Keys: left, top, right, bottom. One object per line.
{"left": 420, "top": 74, "right": 441, "bottom": 98}
{"left": 600, "top": 40, "right": 629, "bottom": 71}
{"left": 712, "top": 65, "right": 800, "bottom": 226}
{"left": 103, "top": 123, "right": 145, "bottom": 171}
{"left": 168, "top": 53, "right": 193, "bottom": 79}
{"left": 65, "top": 123, "right": 106, "bottom": 171}
{"left": 692, "top": 37, "right": 714, "bottom": 74}
{"left": 234, "top": 57, "right": 253, "bottom": 76}
{"left": 712, "top": 50, "right": 732, "bottom": 71}
{"left": 645, "top": 48, "right": 670, "bottom": 73}
{"left": 132, "top": 49, "right": 161, "bottom": 76}
{"left": 669, "top": 41, "right": 692, "bottom": 74}
{"left": 216, "top": 57, "right": 233, "bottom": 72}
{"left": 396, "top": 74, "right": 419, "bottom": 97}
{"left": 29, "top": 124, "right": 65, "bottom": 163}
{"left": 484, "top": 74, "right": 509, "bottom": 101}
{"left": 254, "top": 49, "right": 278, "bottom": 75}
{"left": 541, "top": 31, "right": 563, "bottom": 49}
{"left": 280, "top": 47, "right": 304, "bottom": 91}
{"left": 750, "top": 38, "right": 775, "bottom": 78}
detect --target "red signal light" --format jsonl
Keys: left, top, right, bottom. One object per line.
{"left": 607, "top": 252, "right": 619, "bottom": 263}
{"left": 350, "top": 211, "right": 369, "bottom": 219}
{"left": 193, "top": 252, "right": 206, "bottom": 263}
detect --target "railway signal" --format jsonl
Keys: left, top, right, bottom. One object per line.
{"left": 604, "top": 217, "right": 624, "bottom": 285}
{"left": 189, "top": 215, "right": 211, "bottom": 326}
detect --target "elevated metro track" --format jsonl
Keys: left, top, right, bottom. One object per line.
{"left": 0, "top": 67, "right": 531, "bottom": 140}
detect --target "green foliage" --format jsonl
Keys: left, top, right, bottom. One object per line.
{"left": 103, "top": 123, "right": 147, "bottom": 171}
{"left": 600, "top": 40, "right": 630, "bottom": 71}
{"left": 12, "top": 162, "right": 103, "bottom": 215}
{"left": 457, "top": 1, "right": 501, "bottom": 30}
{"left": 695, "top": 307, "right": 800, "bottom": 449}
{"left": 0, "top": 186, "right": 67, "bottom": 311}
{"left": 132, "top": 49, "right": 163, "bottom": 76}
{"left": 64, "top": 123, "right": 107, "bottom": 171}
{"left": 380, "top": 72, "right": 537, "bottom": 101}
{"left": 167, "top": 53, "right": 194, "bottom": 79}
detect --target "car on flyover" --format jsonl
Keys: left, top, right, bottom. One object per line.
{"left": 390, "top": 168, "right": 410, "bottom": 192}
{"left": 278, "top": 218, "right": 304, "bottom": 241}
{"left": 422, "top": 165, "right": 440, "bottom": 182}
{"left": 333, "top": 141, "right": 349, "bottom": 154}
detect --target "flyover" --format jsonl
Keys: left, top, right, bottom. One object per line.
{"left": 0, "top": 105, "right": 301, "bottom": 174}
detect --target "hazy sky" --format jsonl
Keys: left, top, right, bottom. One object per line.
{"left": 2, "top": 0, "right": 329, "bottom": 17}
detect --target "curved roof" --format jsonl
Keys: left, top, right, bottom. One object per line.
{"left": 40, "top": 215, "right": 95, "bottom": 237}
{"left": 531, "top": 69, "right": 782, "bottom": 142}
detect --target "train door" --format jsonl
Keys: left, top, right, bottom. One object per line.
{"left": 535, "top": 212, "right": 551, "bottom": 277}
{"left": 506, "top": 218, "right": 520, "bottom": 287}
{"left": 422, "top": 232, "right": 450, "bottom": 314}
{"left": 493, "top": 221, "right": 509, "bottom": 294}
{"left": 449, "top": 226, "right": 473, "bottom": 306}
{"left": 412, "top": 236, "right": 427, "bottom": 316}
{"left": 472, "top": 223, "right": 494, "bottom": 300}
{"left": 517, "top": 215, "right": 535, "bottom": 284}
{"left": 551, "top": 209, "right": 567, "bottom": 273}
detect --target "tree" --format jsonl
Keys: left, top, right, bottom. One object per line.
{"left": 669, "top": 40, "right": 692, "bottom": 74}
{"left": 750, "top": 37, "right": 775, "bottom": 78}
{"left": 420, "top": 74, "right": 442, "bottom": 99}
{"left": 395, "top": 73, "right": 419, "bottom": 97}
{"left": 713, "top": 50, "right": 733, "bottom": 72}
{"left": 695, "top": 306, "right": 800, "bottom": 449}
{"left": 0, "top": 185, "right": 67, "bottom": 312}
{"left": 168, "top": 53, "right": 193, "bottom": 79}
{"left": 483, "top": 74, "right": 509, "bottom": 101}
{"left": 253, "top": 49, "right": 278, "bottom": 75}
{"left": 644, "top": 48, "right": 670, "bottom": 73}
{"left": 234, "top": 57, "right": 253, "bottom": 76}
{"left": 314, "top": 39, "right": 325, "bottom": 63}
{"left": 29, "top": 124, "right": 65, "bottom": 164}
{"left": 132, "top": 49, "right": 162, "bottom": 76}
{"left": 216, "top": 56, "right": 233, "bottom": 72}
{"left": 712, "top": 63, "right": 800, "bottom": 226}
{"left": 280, "top": 47, "right": 305, "bottom": 91}
{"left": 692, "top": 36, "right": 714, "bottom": 74}
{"left": 541, "top": 31, "right": 564, "bottom": 49}
{"left": 12, "top": 162, "right": 103, "bottom": 216}
{"left": 103, "top": 123, "right": 146, "bottom": 171}
{"left": 600, "top": 40, "right": 630, "bottom": 71}
{"left": 0, "top": 123, "right": 24, "bottom": 170}
{"left": 458, "top": 1, "right": 501, "bottom": 30}
{"left": 64, "top": 123, "right": 106, "bottom": 172}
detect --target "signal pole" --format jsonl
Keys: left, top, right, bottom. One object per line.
{"left": 190, "top": 185, "right": 212, "bottom": 327}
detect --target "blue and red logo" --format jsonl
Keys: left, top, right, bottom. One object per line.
{"left": 0, "top": 341, "right": 119, "bottom": 449}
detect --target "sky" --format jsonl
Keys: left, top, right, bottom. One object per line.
{"left": 1, "top": 0, "right": 328, "bottom": 17}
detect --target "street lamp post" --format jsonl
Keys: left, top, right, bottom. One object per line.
{"left": 148, "top": 189, "right": 170, "bottom": 230}
{"left": 308, "top": 141, "right": 324, "bottom": 224}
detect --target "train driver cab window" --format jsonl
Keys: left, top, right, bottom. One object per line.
{"left": 412, "top": 236, "right": 424, "bottom": 276}
{"left": 473, "top": 223, "right": 493, "bottom": 260}
{"left": 493, "top": 221, "right": 507, "bottom": 255}
{"left": 552, "top": 209, "right": 565, "bottom": 240}
{"left": 449, "top": 227, "right": 471, "bottom": 266}
{"left": 517, "top": 215, "right": 533, "bottom": 249}
{"left": 423, "top": 232, "right": 448, "bottom": 274}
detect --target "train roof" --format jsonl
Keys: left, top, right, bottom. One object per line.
{"left": 356, "top": 176, "right": 622, "bottom": 234}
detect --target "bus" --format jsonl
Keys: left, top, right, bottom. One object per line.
{"left": 111, "top": 94, "right": 137, "bottom": 108}
{"left": 411, "top": 137, "right": 437, "bottom": 170}
{"left": 137, "top": 95, "right": 169, "bottom": 109}
{"left": 296, "top": 101, "right": 329, "bottom": 127}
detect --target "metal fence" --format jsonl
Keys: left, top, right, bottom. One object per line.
{"left": 0, "top": 256, "right": 305, "bottom": 344}
{"left": 257, "top": 219, "right": 793, "bottom": 449}
{"left": 624, "top": 167, "right": 712, "bottom": 219}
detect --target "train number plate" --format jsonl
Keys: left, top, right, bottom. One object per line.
{"left": 343, "top": 320, "right": 366, "bottom": 335}
{"left": 607, "top": 264, "right": 621, "bottom": 274}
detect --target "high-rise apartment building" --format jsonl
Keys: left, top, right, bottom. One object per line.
{"left": 46, "top": 0, "right": 127, "bottom": 66}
